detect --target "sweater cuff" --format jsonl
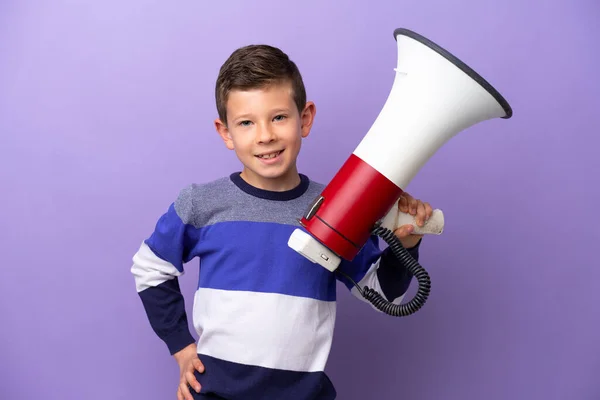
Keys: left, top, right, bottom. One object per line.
{"left": 377, "top": 239, "right": 421, "bottom": 301}
{"left": 164, "top": 329, "right": 196, "bottom": 355}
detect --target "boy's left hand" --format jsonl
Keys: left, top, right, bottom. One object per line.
{"left": 394, "top": 192, "right": 433, "bottom": 249}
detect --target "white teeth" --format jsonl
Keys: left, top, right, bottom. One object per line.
{"left": 258, "top": 151, "right": 282, "bottom": 159}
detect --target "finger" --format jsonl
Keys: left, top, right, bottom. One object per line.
{"left": 409, "top": 197, "right": 418, "bottom": 215}
{"left": 402, "top": 191, "right": 414, "bottom": 201}
{"left": 177, "top": 387, "right": 184, "bottom": 400}
{"left": 397, "top": 195, "right": 409, "bottom": 213}
{"left": 424, "top": 202, "right": 433, "bottom": 221}
{"left": 186, "top": 370, "right": 201, "bottom": 393}
{"left": 416, "top": 202, "right": 426, "bottom": 226}
{"left": 192, "top": 358, "right": 205, "bottom": 374}
{"left": 179, "top": 380, "right": 194, "bottom": 400}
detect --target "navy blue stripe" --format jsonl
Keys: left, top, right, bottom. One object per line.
{"left": 191, "top": 354, "right": 336, "bottom": 400}
{"left": 377, "top": 240, "right": 420, "bottom": 300}
{"left": 189, "top": 221, "right": 338, "bottom": 301}
{"left": 138, "top": 279, "right": 195, "bottom": 355}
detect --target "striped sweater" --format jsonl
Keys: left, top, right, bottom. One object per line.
{"left": 131, "top": 172, "right": 419, "bottom": 399}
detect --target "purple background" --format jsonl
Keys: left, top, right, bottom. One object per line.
{"left": 1, "top": 1, "right": 598, "bottom": 399}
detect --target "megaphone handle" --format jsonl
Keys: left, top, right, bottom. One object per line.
{"left": 395, "top": 208, "right": 445, "bottom": 235}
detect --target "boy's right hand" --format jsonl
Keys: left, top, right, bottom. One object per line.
{"left": 174, "top": 343, "right": 205, "bottom": 400}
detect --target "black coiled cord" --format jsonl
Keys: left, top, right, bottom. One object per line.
{"left": 337, "top": 224, "right": 431, "bottom": 317}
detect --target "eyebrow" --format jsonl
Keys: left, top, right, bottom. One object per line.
{"left": 232, "top": 113, "right": 253, "bottom": 121}
{"left": 271, "top": 108, "right": 291, "bottom": 114}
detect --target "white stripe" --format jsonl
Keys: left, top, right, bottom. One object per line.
{"left": 350, "top": 259, "right": 407, "bottom": 309}
{"left": 130, "top": 242, "right": 183, "bottom": 292}
{"left": 192, "top": 287, "right": 336, "bottom": 372}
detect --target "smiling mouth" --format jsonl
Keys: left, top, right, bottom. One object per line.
{"left": 256, "top": 150, "right": 283, "bottom": 159}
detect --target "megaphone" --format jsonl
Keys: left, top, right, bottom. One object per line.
{"left": 288, "top": 28, "right": 512, "bottom": 316}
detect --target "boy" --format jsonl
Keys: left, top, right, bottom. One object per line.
{"left": 131, "top": 44, "right": 433, "bottom": 400}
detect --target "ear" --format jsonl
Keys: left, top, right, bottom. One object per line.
{"left": 215, "top": 118, "right": 234, "bottom": 150}
{"left": 300, "top": 101, "right": 316, "bottom": 138}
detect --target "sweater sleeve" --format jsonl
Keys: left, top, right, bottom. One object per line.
{"left": 130, "top": 187, "right": 198, "bottom": 355}
{"left": 336, "top": 235, "right": 421, "bottom": 308}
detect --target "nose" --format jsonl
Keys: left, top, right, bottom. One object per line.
{"left": 255, "top": 124, "right": 276, "bottom": 144}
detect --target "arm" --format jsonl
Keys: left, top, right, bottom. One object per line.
{"left": 336, "top": 235, "right": 421, "bottom": 307}
{"left": 336, "top": 191, "right": 431, "bottom": 308}
{"left": 130, "top": 188, "right": 197, "bottom": 355}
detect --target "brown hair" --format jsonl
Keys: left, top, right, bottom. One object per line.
{"left": 215, "top": 44, "right": 307, "bottom": 125}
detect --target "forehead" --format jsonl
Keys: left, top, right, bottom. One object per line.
{"left": 226, "top": 82, "right": 295, "bottom": 117}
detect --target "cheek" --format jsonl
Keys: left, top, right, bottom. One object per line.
{"left": 279, "top": 125, "right": 302, "bottom": 144}
{"left": 289, "top": 132, "right": 303, "bottom": 147}
{"left": 230, "top": 132, "right": 252, "bottom": 150}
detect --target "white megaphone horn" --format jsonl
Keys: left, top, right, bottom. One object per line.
{"left": 288, "top": 28, "right": 513, "bottom": 316}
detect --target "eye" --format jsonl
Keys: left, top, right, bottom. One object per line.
{"left": 238, "top": 120, "right": 252, "bottom": 127}
{"left": 273, "top": 115, "right": 287, "bottom": 122}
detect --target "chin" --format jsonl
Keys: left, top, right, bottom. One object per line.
{"left": 259, "top": 170, "right": 290, "bottom": 180}
{"left": 250, "top": 165, "right": 292, "bottom": 180}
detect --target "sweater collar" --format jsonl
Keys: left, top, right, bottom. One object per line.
{"left": 230, "top": 172, "right": 310, "bottom": 201}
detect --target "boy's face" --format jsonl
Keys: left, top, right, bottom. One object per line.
{"left": 215, "top": 81, "right": 316, "bottom": 191}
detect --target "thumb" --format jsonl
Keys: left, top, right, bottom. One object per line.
{"left": 394, "top": 224, "right": 414, "bottom": 238}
